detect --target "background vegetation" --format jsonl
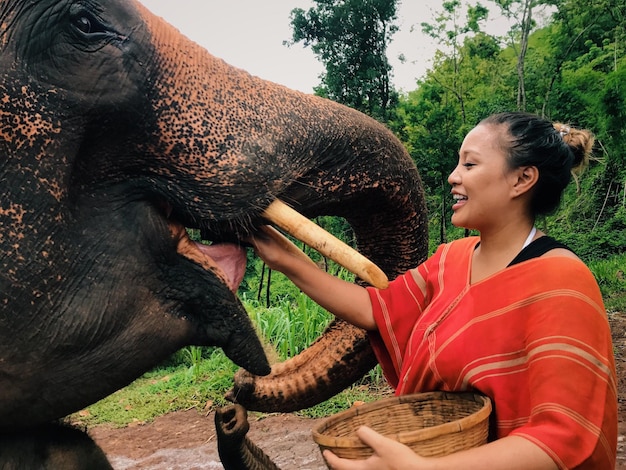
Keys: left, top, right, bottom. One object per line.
{"left": 71, "top": 0, "right": 625, "bottom": 427}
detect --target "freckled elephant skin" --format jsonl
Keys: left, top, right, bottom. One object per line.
{"left": 0, "top": 0, "right": 427, "bottom": 467}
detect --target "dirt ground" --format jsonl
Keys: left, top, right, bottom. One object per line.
{"left": 90, "top": 312, "right": 626, "bottom": 470}
{"left": 90, "top": 410, "right": 327, "bottom": 469}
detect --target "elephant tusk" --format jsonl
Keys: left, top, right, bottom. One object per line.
{"left": 262, "top": 200, "right": 389, "bottom": 289}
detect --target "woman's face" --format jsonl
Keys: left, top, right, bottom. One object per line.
{"left": 447, "top": 124, "right": 519, "bottom": 231}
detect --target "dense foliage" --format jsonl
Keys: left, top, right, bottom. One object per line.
{"left": 389, "top": 0, "right": 626, "bottom": 259}
{"left": 279, "top": 0, "right": 625, "bottom": 294}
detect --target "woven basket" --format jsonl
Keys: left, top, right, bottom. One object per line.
{"left": 312, "top": 391, "right": 491, "bottom": 461}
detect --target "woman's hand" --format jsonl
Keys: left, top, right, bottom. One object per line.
{"left": 323, "top": 427, "right": 558, "bottom": 470}
{"left": 247, "top": 226, "right": 376, "bottom": 330}
{"left": 247, "top": 226, "right": 297, "bottom": 273}
{"left": 323, "top": 426, "right": 425, "bottom": 470}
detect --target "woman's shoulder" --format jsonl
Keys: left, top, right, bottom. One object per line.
{"left": 530, "top": 247, "right": 597, "bottom": 285}
{"left": 528, "top": 236, "right": 585, "bottom": 267}
{"left": 510, "top": 234, "right": 579, "bottom": 267}
{"left": 541, "top": 247, "right": 580, "bottom": 261}
{"left": 442, "top": 236, "right": 480, "bottom": 252}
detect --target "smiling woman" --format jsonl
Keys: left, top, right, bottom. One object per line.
{"left": 447, "top": 124, "right": 524, "bottom": 236}
{"left": 251, "top": 112, "right": 617, "bottom": 469}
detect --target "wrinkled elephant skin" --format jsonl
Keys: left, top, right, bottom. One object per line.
{"left": 0, "top": 0, "right": 428, "bottom": 467}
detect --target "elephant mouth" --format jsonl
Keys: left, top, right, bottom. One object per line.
{"left": 168, "top": 200, "right": 389, "bottom": 293}
{"left": 169, "top": 222, "right": 247, "bottom": 292}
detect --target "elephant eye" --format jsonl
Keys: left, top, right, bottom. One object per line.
{"left": 70, "top": 7, "right": 108, "bottom": 36}
{"left": 74, "top": 15, "right": 95, "bottom": 34}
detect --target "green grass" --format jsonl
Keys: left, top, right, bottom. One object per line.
{"left": 69, "top": 349, "right": 391, "bottom": 427}
{"left": 588, "top": 253, "right": 626, "bottom": 313}
{"left": 242, "top": 293, "right": 333, "bottom": 359}
{"left": 68, "top": 348, "right": 239, "bottom": 427}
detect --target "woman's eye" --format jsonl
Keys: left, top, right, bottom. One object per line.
{"left": 462, "top": 162, "right": 476, "bottom": 168}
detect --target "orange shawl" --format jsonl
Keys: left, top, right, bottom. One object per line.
{"left": 367, "top": 237, "right": 617, "bottom": 469}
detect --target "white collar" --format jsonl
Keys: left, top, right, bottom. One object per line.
{"left": 522, "top": 226, "right": 537, "bottom": 250}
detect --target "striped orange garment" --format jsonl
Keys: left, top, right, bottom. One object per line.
{"left": 367, "top": 236, "right": 617, "bottom": 469}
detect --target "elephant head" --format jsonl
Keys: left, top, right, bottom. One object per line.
{"left": 0, "top": 0, "right": 427, "bottom": 465}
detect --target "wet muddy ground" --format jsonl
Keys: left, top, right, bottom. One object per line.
{"left": 91, "top": 409, "right": 326, "bottom": 469}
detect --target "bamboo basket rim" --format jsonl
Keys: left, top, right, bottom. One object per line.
{"left": 312, "top": 391, "right": 492, "bottom": 449}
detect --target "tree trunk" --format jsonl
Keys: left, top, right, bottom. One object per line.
{"left": 517, "top": 0, "right": 533, "bottom": 111}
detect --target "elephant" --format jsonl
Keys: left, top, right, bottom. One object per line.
{"left": 0, "top": 0, "right": 428, "bottom": 467}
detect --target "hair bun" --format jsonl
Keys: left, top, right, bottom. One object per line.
{"left": 553, "top": 122, "right": 594, "bottom": 173}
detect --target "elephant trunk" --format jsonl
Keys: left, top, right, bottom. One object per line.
{"left": 215, "top": 405, "right": 281, "bottom": 470}
{"left": 227, "top": 320, "right": 375, "bottom": 412}
{"left": 229, "top": 159, "right": 428, "bottom": 412}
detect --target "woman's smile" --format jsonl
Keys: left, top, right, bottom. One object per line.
{"left": 451, "top": 192, "right": 468, "bottom": 211}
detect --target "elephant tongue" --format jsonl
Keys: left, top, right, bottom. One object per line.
{"left": 194, "top": 242, "right": 246, "bottom": 292}
{"left": 171, "top": 223, "right": 246, "bottom": 292}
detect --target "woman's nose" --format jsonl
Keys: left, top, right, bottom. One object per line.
{"left": 448, "top": 166, "right": 460, "bottom": 185}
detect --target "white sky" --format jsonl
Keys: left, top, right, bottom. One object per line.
{"left": 138, "top": 1, "right": 513, "bottom": 94}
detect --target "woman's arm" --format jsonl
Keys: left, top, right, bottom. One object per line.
{"left": 323, "top": 427, "right": 558, "bottom": 470}
{"left": 248, "top": 228, "right": 376, "bottom": 330}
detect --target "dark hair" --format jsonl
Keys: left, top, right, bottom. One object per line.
{"left": 480, "top": 112, "right": 594, "bottom": 216}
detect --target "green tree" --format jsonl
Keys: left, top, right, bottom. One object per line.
{"left": 490, "top": 0, "right": 542, "bottom": 109}
{"left": 395, "top": 82, "right": 463, "bottom": 245}
{"left": 392, "top": 0, "right": 624, "bottom": 255}
{"left": 394, "top": 2, "right": 517, "bottom": 242}
{"left": 392, "top": 31, "right": 513, "bottom": 244}
{"left": 288, "top": 0, "right": 399, "bottom": 121}
{"left": 420, "top": 0, "right": 490, "bottom": 123}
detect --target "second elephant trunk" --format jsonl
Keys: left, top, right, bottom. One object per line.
{"left": 215, "top": 405, "right": 281, "bottom": 470}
